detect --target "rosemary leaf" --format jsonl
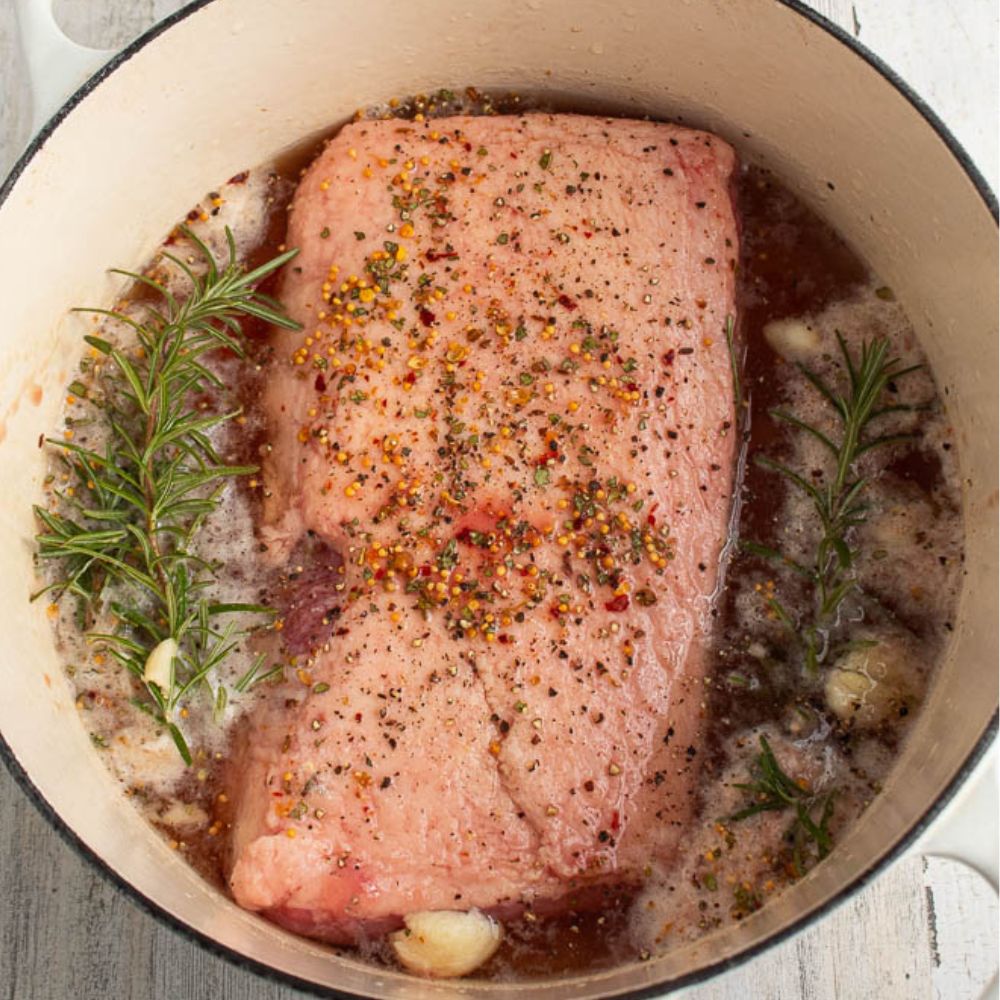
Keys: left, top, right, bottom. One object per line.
{"left": 724, "top": 314, "right": 742, "bottom": 409}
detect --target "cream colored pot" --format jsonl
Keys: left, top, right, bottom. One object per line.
{"left": 1, "top": 1, "right": 996, "bottom": 996}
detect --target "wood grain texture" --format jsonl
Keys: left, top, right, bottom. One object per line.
{"left": 0, "top": 1, "right": 31, "bottom": 175}
{"left": 0, "top": 1, "right": 996, "bottom": 998}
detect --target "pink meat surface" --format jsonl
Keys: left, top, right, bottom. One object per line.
{"left": 229, "top": 113, "right": 738, "bottom": 943}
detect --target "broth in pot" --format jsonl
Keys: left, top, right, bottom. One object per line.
{"left": 34, "top": 92, "right": 963, "bottom": 982}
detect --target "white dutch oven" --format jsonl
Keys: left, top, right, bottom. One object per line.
{"left": 1, "top": 1, "right": 996, "bottom": 996}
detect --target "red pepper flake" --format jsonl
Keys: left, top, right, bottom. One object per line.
{"left": 647, "top": 502, "right": 659, "bottom": 528}
{"left": 227, "top": 170, "right": 250, "bottom": 185}
{"left": 314, "top": 373, "right": 327, "bottom": 392}
{"left": 604, "top": 594, "right": 630, "bottom": 612}
{"left": 610, "top": 809, "right": 621, "bottom": 831}
{"left": 419, "top": 307, "right": 436, "bottom": 327}
{"left": 557, "top": 294, "right": 577, "bottom": 311}
{"left": 426, "top": 249, "right": 458, "bottom": 262}
{"left": 662, "top": 349, "right": 676, "bottom": 366}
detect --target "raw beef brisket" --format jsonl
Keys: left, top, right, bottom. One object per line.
{"left": 229, "top": 113, "right": 738, "bottom": 943}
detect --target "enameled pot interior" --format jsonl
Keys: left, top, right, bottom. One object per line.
{"left": 0, "top": 1, "right": 995, "bottom": 996}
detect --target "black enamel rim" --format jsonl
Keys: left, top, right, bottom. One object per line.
{"left": 1, "top": 1, "right": 996, "bottom": 997}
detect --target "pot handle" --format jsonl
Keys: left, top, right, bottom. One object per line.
{"left": 13, "top": 0, "right": 116, "bottom": 137}
{"left": 918, "top": 745, "right": 998, "bottom": 891}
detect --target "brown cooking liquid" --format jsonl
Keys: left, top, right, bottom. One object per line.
{"left": 114, "top": 125, "right": 958, "bottom": 976}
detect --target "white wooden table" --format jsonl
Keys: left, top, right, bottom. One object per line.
{"left": 0, "top": 2, "right": 996, "bottom": 997}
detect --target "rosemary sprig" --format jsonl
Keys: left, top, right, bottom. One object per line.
{"left": 33, "top": 227, "right": 300, "bottom": 763}
{"left": 730, "top": 735, "right": 835, "bottom": 876}
{"left": 748, "top": 334, "right": 920, "bottom": 671}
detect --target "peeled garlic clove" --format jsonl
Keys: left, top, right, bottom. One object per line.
{"left": 143, "top": 637, "right": 178, "bottom": 692}
{"left": 826, "top": 641, "right": 912, "bottom": 728}
{"left": 391, "top": 909, "right": 502, "bottom": 978}
{"left": 825, "top": 667, "right": 876, "bottom": 722}
{"left": 763, "top": 318, "right": 821, "bottom": 360}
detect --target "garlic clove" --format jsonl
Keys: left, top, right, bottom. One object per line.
{"left": 826, "top": 640, "right": 913, "bottom": 728}
{"left": 143, "top": 637, "right": 178, "bottom": 693}
{"left": 825, "top": 666, "right": 877, "bottom": 722}
{"left": 763, "top": 318, "right": 821, "bottom": 360}
{"left": 391, "top": 908, "right": 502, "bottom": 978}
